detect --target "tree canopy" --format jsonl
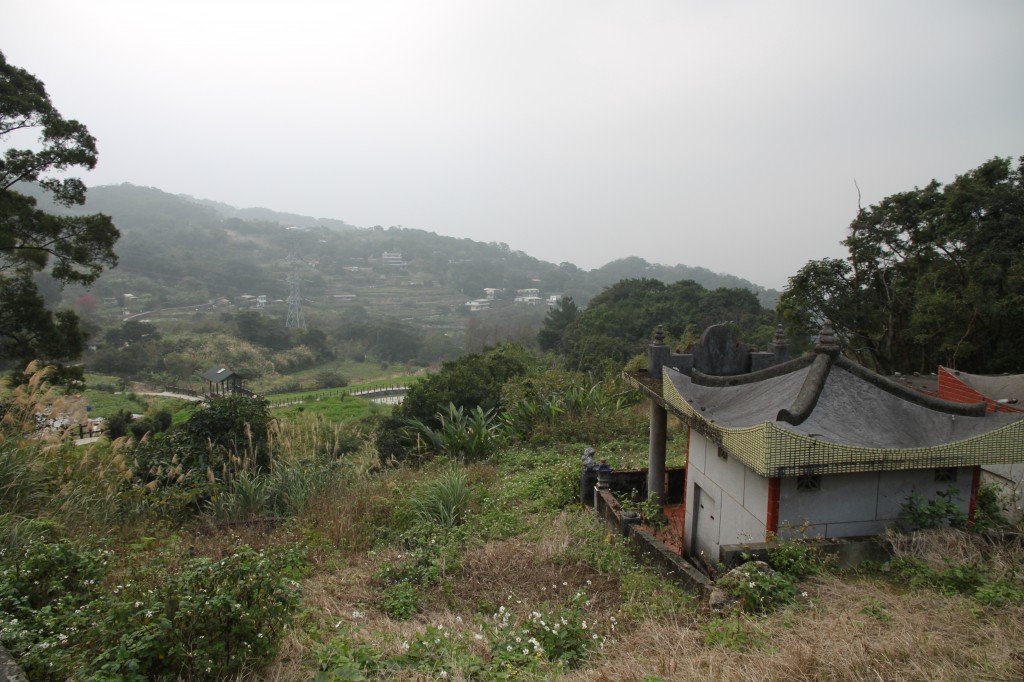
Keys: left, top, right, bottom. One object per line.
{"left": 0, "top": 50, "right": 119, "bottom": 367}
{"left": 778, "top": 156, "right": 1024, "bottom": 374}
{"left": 556, "top": 278, "right": 775, "bottom": 369}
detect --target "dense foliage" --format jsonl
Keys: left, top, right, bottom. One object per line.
{"left": 0, "top": 51, "right": 119, "bottom": 369}
{"left": 779, "top": 156, "right": 1024, "bottom": 373}
{"left": 556, "top": 278, "right": 776, "bottom": 369}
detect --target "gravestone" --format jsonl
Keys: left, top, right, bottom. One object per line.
{"left": 690, "top": 324, "right": 750, "bottom": 375}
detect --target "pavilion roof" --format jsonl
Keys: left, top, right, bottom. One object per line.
{"left": 626, "top": 328, "right": 1024, "bottom": 477}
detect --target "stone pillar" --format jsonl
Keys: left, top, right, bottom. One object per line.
{"left": 767, "top": 323, "right": 790, "bottom": 363}
{"left": 647, "top": 325, "right": 669, "bottom": 377}
{"left": 648, "top": 400, "right": 667, "bottom": 503}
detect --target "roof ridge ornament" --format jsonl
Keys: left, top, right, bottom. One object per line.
{"left": 815, "top": 321, "right": 840, "bottom": 356}
{"left": 653, "top": 325, "right": 666, "bottom": 345}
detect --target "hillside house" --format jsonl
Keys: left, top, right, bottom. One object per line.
{"left": 514, "top": 288, "right": 542, "bottom": 305}
{"left": 381, "top": 251, "right": 406, "bottom": 266}
{"left": 625, "top": 324, "right": 1024, "bottom": 565}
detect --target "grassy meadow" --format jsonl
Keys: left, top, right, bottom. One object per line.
{"left": 2, "top": 365, "right": 1023, "bottom": 681}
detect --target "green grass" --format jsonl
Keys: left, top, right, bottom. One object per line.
{"left": 251, "top": 359, "right": 429, "bottom": 392}
{"left": 270, "top": 395, "right": 388, "bottom": 421}
{"left": 78, "top": 390, "right": 148, "bottom": 418}
{"left": 266, "top": 376, "right": 420, "bottom": 400}
{"left": 5, "top": 383, "right": 1024, "bottom": 681}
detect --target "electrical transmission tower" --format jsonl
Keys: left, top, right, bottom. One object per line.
{"left": 285, "top": 268, "right": 306, "bottom": 330}
{"left": 284, "top": 230, "right": 307, "bottom": 330}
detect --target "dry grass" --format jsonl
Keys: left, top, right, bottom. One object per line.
{"left": 562, "top": 573, "right": 1024, "bottom": 681}
{"left": 170, "top": 447, "right": 1024, "bottom": 682}
{"left": 887, "top": 526, "right": 1024, "bottom": 582}
{"left": 269, "top": 516, "right": 1024, "bottom": 681}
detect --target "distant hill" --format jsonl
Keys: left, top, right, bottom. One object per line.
{"left": 22, "top": 182, "right": 779, "bottom": 309}
{"left": 186, "top": 195, "right": 358, "bottom": 231}
{"left": 587, "top": 257, "right": 778, "bottom": 309}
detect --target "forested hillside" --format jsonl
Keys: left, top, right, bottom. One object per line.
{"left": 29, "top": 182, "right": 779, "bottom": 309}
{"left": 4, "top": 182, "right": 781, "bottom": 389}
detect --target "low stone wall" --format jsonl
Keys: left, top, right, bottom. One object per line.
{"left": 593, "top": 489, "right": 712, "bottom": 596}
{"left": 719, "top": 535, "right": 893, "bottom": 570}
{"left": 579, "top": 466, "right": 686, "bottom": 506}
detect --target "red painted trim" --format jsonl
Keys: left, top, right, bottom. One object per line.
{"left": 968, "top": 465, "right": 981, "bottom": 524}
{"left": 766, "top": 477, "right": 781, "bottom": 537}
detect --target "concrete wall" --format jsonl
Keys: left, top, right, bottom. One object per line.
{"left": 593, "top": 489, "right": 713, "bottom": 595}
{"left": 684, "top": 429, "right": 770, "bottom": 562}
{"left": 777, "top": 467, "right": 975, "bottom": 539}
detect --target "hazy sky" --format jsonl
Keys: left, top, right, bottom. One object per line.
{"left": 3, "top": 1, "right": 1022, "bottom": 289}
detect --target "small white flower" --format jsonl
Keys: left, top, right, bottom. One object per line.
{"left": 748, "top": 581, "right": 756, "bottom": 588}
{"left": 801, "top": 591, "right": 809, "bottom": 598}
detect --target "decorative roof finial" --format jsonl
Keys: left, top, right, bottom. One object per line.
{"left": 654, "top": 325, "right": 665, "bottom": 345}
{"left": 815, "top": 321, "right": 840, "bottom": 354}
{"left": 774, "top": 324, "right": 785, "bottom": 344}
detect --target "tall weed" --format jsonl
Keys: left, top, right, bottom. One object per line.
{"left": 408, "top": 466, "right": 472, "bottom": 528}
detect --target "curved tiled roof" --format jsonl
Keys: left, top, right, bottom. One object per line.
{"left": 942, "top": 366, "right": 1024, "bottom": 405}
{"left": 639, "top": 340, "right": 1024, "bottom": 477}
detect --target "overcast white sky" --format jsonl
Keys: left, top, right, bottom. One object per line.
{"left": 3, "top": 1, "right": 1022, "bottom": 289}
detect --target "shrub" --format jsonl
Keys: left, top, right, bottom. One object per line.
{"left": 0, "top": 541, "right": 306, "bottom": 680}
{"left": 700, "top": 616, "right": 766, "bottom": 651}
{"left": 406, "top": 403, "right": 505, "bottom": 462}
{"left": 886, "top": 556, "right": 1024, "bottom": 606}
{"left": 380, "top": 581, "right": 420, "bottom": 620}
{"left": 128, "top": 416, "right": 154, "bottom": 440}
{"left": 900, "top": 487, "right": 968, "bottom": 530}
{"left": 408, "top": 467, "right": 471, "bottom": 528}
{"left": 487, "top": 589, "right": 605, "bottom": 673}
{"left": 398, "top": 344, "right": 531, "bottom": 427}
{"left": 91, "top": 545, "right": 304, "bottom": 679}
{"left": 393, "top": 624, "right": 483, "bottom": 678}
{"left": 309, "top": 627, "right": 382, "bottom": 679}
{"left": 765, "top": 533, "right": 832, "bottom": 579}
{"left": 718, "top": 561, "right": 796, "bottom": 614}
{"left": 182, "top": 394, "right": 274, "bottom": 469}
{"left": 105, "top": 408, "right": 135, "bottom": 440}
{"left": 315, "top": 371, "right": 349, "bottom": 389}
{"left": 973, "top": 483, "right": 1010, "bottom": 529}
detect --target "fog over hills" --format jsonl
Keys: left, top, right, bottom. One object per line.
{"left": 27, "top": 182, "right": 780, "bottom": 309}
